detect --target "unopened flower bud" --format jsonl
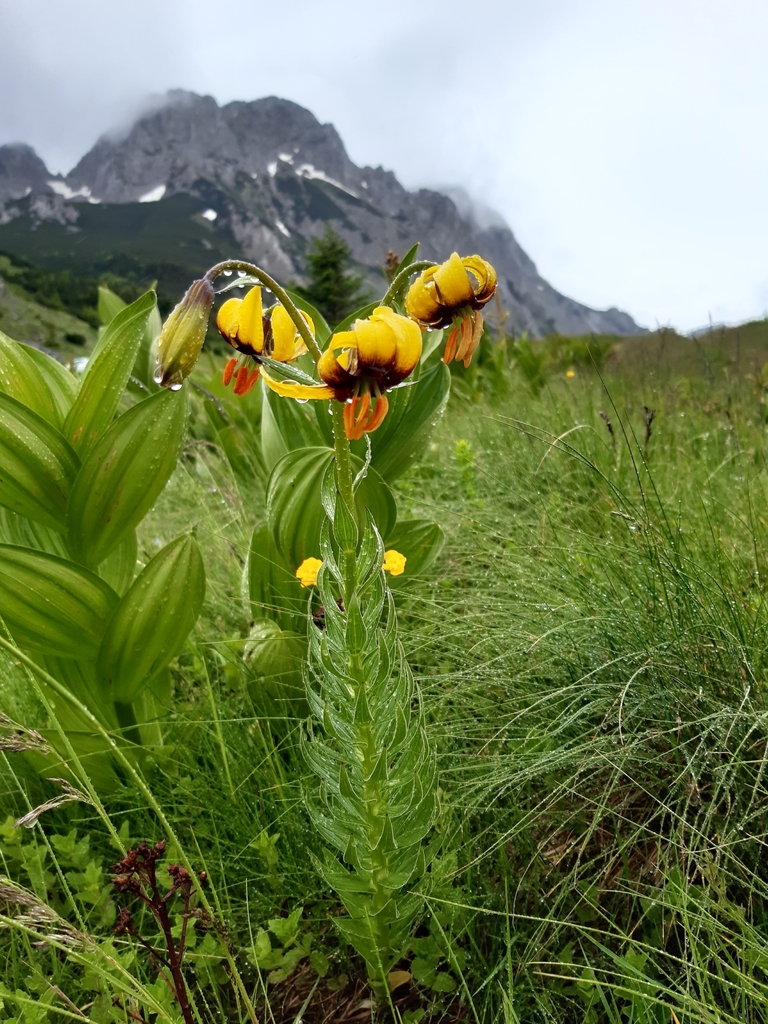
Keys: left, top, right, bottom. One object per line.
{"left": 155, "top": 277, "right": 215, "bottom": 389}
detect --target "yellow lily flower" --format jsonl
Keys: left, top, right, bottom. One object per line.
{"left": 216, "top": 286, "right": 313, "bottom": 396}
{"left": 296, "top": 550, "right": 406, "bottom": 587}
{"left": 262, "top": 306, "right": 422, "bottom": 440}
{"left": 405, "top": 252, "right": 497, "bottom": 367}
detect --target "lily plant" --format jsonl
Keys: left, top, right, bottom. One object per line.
{"left": 155, "top": 246, "right": 497, "bottom": 996}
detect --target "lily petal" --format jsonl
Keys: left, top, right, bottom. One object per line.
{"left": 261, "top": 365, "right": 335, "bottom": 401}
{"left": 432, "top": 252, "right": 475, "bottom": 307}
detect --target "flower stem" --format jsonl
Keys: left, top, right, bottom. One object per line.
{"left": 330, "top": 401, "right": 358, "bottom": 602}
{"left": 380, "top": 259, "right": 436, "bottom": 308}
{"left": 206, "top": 260, "right": 322, "bottom": 364}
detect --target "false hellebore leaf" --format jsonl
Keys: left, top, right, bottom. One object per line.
{"left": 0, "top": 545, "right": 118, "bottom": 659}
{"left": 64, "top": 291, "right": 157, "bottom": 456}
{"left": 97, "top": 533, "right": 205, "bottom": 703}
{"left": 67, "top": 388, "right": 187, "bottom": 568}
{"left": 0, "top": 392, "right": 80, "bottom": 532}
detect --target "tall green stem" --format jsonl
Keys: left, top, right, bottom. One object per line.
{"left": 206, "top": 260, "right": 322, "bottom": 364}
{"left": 330, "top": 401, "right": 358, "bottom": 605}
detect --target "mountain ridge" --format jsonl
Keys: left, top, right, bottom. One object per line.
{"left": 0, "top": 91, "right": 644, "bottom": 337}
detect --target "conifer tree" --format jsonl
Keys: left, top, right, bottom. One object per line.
{"left": 295, "top": 224, "right": 369, "bottom": 327}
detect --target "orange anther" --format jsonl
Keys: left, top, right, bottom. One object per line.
{"left": 222, "top": 357, "right": 237, "bottom": 387}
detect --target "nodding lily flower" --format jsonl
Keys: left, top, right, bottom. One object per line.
{"left": 216, "top": 286, "right": 313, "bottom": 396}
{"left": 405, "top": 252, "right": 497, "bottom": 368}
{"left": 261, "top": 306, "right": 422, "bottom": 440}
{"left": 296, "top": 550, "right": 406, "bottom": 587}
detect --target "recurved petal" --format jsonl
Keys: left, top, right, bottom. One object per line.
{"left": 318, "top": 331, "right": 357, "bottom": 386}
{"left": 270, "top": 304, "right": 299, "bottom": 362}
{"left": 432, "top": 252, "right": 474, "bottom": 307}
{"left": 463, "top": 255, "right": 498, "bottom": 304}
{"left": 404, "top": 270, "right": 439, "bottom": 324}
{"left": 356, "top": 309, "right": 398, "bottom": 369}
{"left": 260, "top": 366, "right": 335, "bottom": 401}
{"left": 237, "top": 286, "right": 264, "bottom": 352}
{"left": 216, "top": 297, "right": 243, "bottom": 346}
{"left": 387, "top": 310, "right": 422, "bottom": 377}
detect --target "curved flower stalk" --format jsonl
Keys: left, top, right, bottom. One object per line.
{"left": 405, "top": 252, "right": 497, "bottom": 367}
{"left": 302, "top": 470, "right": 437, "bottom": 993}
{"left": 261, "top": 306, "right": 421, "bottom": 440}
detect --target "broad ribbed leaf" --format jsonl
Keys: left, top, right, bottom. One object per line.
{"left": 364, "top": 361, "right": 450, "bottom": 482}
{"left": 0, "top": 332, "right": 73, "bottom": 428}
{"left": 67, "top": 388, "right": 186, "bottom": 567}
{"left": 23, "top": 345, "right": 79, "bottom": 423}
{"left": 261, "top": 385, "right": 324, "bottom": 474}
{"left": 0, "top": 392, "right": 79, "bottom": 531}
{"left": 266, "top": 447, "right": 396, "bottom": 569}
{"left": 384, "top": 519, "right": 445, "bottom": 586}
{"left": 64, "top": 290, "right": 156, "bottom": 455}
{"left": 97, "top": 533, "right": 205, "bottom": 702}
{"left": 0, "top": 544, "right": 118, "bottom": 658}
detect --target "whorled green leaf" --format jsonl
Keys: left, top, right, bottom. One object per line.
{"left": 96, "top": 532, "right": 205, "bottom": 703}
{"left": 0, "top": 392, "right": 80, "bottom": 532}
{"left": 384, "top": 519, "right": 445, "bottom": 586}
{"left": 266, "top": 447, "right": 396, "bottom": 569}
{"left": 67, "top": 388, "right": 187, "bottom": 568}
{"left": 0, "top": 544, "right": 118, "bottom": 658}
{"left": 64, "top": 290, "right": 156, "bottom": 455}
{"left": 0, "top": 332, "right": 76, "bottom": 428}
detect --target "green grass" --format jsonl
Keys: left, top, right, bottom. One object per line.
{"left": 3, "top": 328, "right": 768, "bottom": 1022}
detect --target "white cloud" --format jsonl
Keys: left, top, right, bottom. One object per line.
{"left": 0, "top": 0, "right": 767, "bottom": 330}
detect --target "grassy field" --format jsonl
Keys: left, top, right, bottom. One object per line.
{"left": 2, "top": 318, "right": 768, "bottom": 1022}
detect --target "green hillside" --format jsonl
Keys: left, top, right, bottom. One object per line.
{"left": 0, "top": 255, "right": 97, "bottom": 354}
{"left": 0, "top": 193, "right": 241, "bottom": 307}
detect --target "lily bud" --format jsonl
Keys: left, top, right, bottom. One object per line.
{"left": 155, "top": 277, "right": 215, "bottom": 389}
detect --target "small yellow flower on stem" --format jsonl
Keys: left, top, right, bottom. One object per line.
{"left": 297, "top": 550, "right": 406, "bottom": 587}
{"left": 405, "top": 252, "right": 497, "bottom": 368}
{"left": 296, "top": 557, "right": 323, "bottom": 588}
{"left": 262, "top": 306, "right": 421, "bottom": 440}
{"left": 215, "top": 286, "right": 312, "bottom": 397}
{"left": 382, "top": 549, "right": 406, "bottom": 576}
{"left": 155, "top": 277, "right": 216, "bottom": 388}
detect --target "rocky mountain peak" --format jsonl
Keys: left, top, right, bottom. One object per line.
{"left": 0, "top": 143, "right": 55, "bottom": 203}
{"left": 0, "top": 91, "right": 644, "bottom": 336}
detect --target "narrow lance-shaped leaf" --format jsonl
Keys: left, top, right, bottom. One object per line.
{"left": 64, "top": 290, "right": 156, "bottom": 455}
{"left": 0, "top": 392, "right": 80, "bottom": 532}
{"left": 97, "top": 532, "right": 205, "bottom": 703}
{"left": 67, "top": 387, "right": 187, "bottom": 568}
{"left": 0, "top": 544, "right": 118, "bottom": 659}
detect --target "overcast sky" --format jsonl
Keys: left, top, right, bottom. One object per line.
{"left": 1, "top": 0, "right": 766, "bottom": 332}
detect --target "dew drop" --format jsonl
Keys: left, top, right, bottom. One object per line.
{"left": 169, "top": 382, "right": 183, "bottom": 392}
{"left": 222, "top": 269, "right": 233, "bottom": 277}
{"left": 237, "top": 269, "right": 247, "bottom": 277}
